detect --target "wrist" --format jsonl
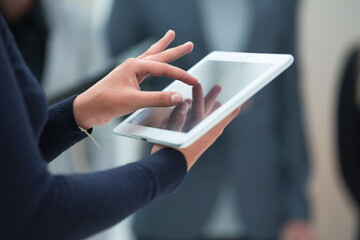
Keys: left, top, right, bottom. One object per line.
{"left": 73, "top": 93, "right": 96, "bottom": 130}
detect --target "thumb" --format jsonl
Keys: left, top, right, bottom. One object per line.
{"left": 139, "top": 91, "right": 183, "bottom": 108}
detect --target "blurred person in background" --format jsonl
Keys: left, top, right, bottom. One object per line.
{"left": 338, "top": 47, "right": 360, "bottom": 240}
{"left": 0, "top": 0, "right": 48, "bottom": 82}
{"left": 107, "top": 1, "right": 314, "bottom": 240}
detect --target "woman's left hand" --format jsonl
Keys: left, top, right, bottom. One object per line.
{"left": 73, "top": 30, "right": 198, "bottom": 130}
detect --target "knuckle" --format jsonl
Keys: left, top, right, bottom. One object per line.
{"left": 125, "top": 58, "right": 137, "bottom": 66}
{"left": 144, "top": 55, "right": 153, "bottom": 60}
{"left": 163, "top": 67, "right": 170, "bottom": 76}
{"left": 158, "top": 64, "right": 169, "bottom": 75}
{"left": 159, "top": 93, "right": 171, "bottom": 105}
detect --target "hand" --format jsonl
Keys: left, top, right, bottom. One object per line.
{"left": 280, "top": 221, "right": 316, "bottom": 240}
{"left": 73, "top": 30, "right": 198, "bottom": 129}
{"left": 152, "top": 106, "right": 240, "bottom": 171}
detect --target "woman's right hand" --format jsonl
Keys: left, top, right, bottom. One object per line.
{"left": 73, "top": 30, "right": 198, "bottom": 130}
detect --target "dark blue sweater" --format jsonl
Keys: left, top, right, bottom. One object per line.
{"left": 0, "top": 14, "right": 187, "bottom": 239}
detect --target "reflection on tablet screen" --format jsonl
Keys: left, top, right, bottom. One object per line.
{"left": 130, "top": 60, "right": 272, "bottom": 132}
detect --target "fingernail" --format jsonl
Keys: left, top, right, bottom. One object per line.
{"left": 171, "top": 93, "right": 182, "bottom": 104}
{"left": 166, "top": 29, "right": 174, "bottom": 36}
{"left": 184, "top": 41, "right": 193, "bottom": 46}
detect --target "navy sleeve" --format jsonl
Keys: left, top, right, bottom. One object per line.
{"left": 39, "top": 95, "right": 91, "bottom": 162}
{"left": 36, "top": 148, "right": 187, "bottom": 240}
{"left": 0, "top": 74, "right": 187, "bottom": 238}
{"left": 0, "top": 17, "right": 188, "bottom": 240}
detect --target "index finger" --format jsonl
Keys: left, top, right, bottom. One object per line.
{"left": 136, "top": 60, "right": 198, "bottom": 86}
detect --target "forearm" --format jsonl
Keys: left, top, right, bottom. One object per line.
{"left": 3, "top": 148, "right": 187, "bottom": 239}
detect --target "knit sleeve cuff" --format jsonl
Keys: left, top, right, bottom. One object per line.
{"left": 39, "top": 95, "right": 93, "bottom": 161}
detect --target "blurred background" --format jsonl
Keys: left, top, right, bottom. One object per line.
{"left": 2, "top": 0, "right": 359, "bottom": 239}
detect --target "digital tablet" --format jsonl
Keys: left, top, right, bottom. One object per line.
{"left": 113, "top": 51, "right": 294, "bottom": 148}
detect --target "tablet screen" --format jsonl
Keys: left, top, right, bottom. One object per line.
{"left": 129, "top": 60, "right": 272, "bottom": 132}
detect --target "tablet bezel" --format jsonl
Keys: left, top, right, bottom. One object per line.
{"left": 113, "top": 51, "right": 294, "bottom": 148}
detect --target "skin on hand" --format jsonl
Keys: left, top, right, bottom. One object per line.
{"left": 73, "top": 30, "right": 198, "bottom": 130}
{"left": 135, "top": 83, "right": 222, "bottom": 131}
{"left": 280, "top": 221, "right": 316, "bottom": 240}
{"left": 73, "top": 29, "right": 239, "bottom": 172}
{"left": 152, "top": 106, "right": 241, "bottom": 171}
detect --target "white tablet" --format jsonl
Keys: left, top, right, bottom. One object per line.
{"left": 113, "top": 51, "right": 293, "bottom": 148}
